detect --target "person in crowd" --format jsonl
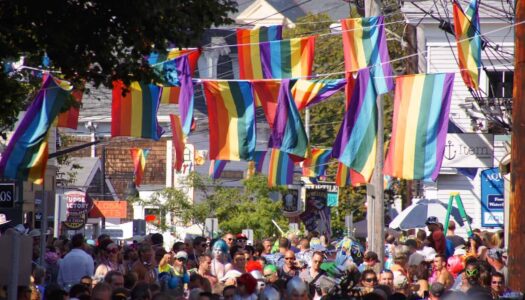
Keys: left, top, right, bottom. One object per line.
{"left": 92, "top": 282, "right": 112, "bottom": 300}
{"left": 431, "top": 254, "right": 454, "bottom": 289}
{"left": 429, "top": 282, "right": 445, "bottom": 300}
{"left": 123, "top": 246, "right": 139, "bottom": 274}
{"left": 194, "top": 254, "right": 218, "bottom": 287}
{"left": 261, "top": 239, "right": 273, "bottom": 257}
{"left": 235, "top": 273, "right": 258, "bottom": 300}
{"left": 358, "top": 251, "right": 380, "bottom": 272}
{"left": 236, "top": 233, "right": 248, "bottom": 249}
{"left": 286, "top": 277, "right": 309, "bottom": 300}
{"left": 223, "top": 233, "right": 235, "bottom": 249}
{"left": 378, "top": 270, "right": 394, "bottom": 291}
{"left": 104, "top": 271, "right": 125, "bottom": 290}
{"left": 211, "top": 239, "right": 231, "bottom": 280}
{"left": 158, "top": 250, "right": 189, "bottom": 296}
{"left": 131, "top": 243, "right": 156, "bottom": 284}
{"left": 278, "top": 250, "right": 300, "bottom": 281}
{"left": 390, "top": 252, "right": 409, "bottom": 280}
{"left": 490, "top": 272, "right": 509, "bottom": 299}
{"left": 408, "top": 263, "right": 429, "bottom": 298}
{"left": 288, "top": 233, "right": 300, "bottom": 253}
{"left": 468, "top": 233, "right": 488, "bottom": 261}
{"left": 486, "top": 248, "right": 508, "bottom": 284}
{"left": 57, "top": 233, "right": 94, "bottom": 291}
{"left": 244, "top": 245, "right": 255, "bottom": 261}
{"left": 223, "top": 285, "right": 237, "bottom": 300}
{"left": 94, "top": 240, "right": 124, "bottom": 284}
{"left": 172, "top": 241, "right": 186, "bottom": 254}
{"left": 68, "top": 283, "right": 90, "bottom": 299}
{"left": 425, "top": 217, "right": 446, "bottom": 255}
{"left": 229, "top": 248, "right": 247, "bottom": 273}
{"left": 300, "top": 252, "right": 328, "bottom": 299}
{"left": 405, "top": 239, "right": 425, "bottom": 267}
{"left": 384, "top": 234, "right": 396, "bottom": 270}
{"left": 124, "top": 272, "right": 138, "bottom": 290}
{"left": 358, "top": 269, "right": 378, "bottom": 295}
{"left": 274, "top": 238, "right": 291, "bottom": 268}
{"left": 296, "top": 238, "right": 313, "bottom": 267}
{"left": 131, "top": 282, "right": 152, "bottom": 300}
{"left": 189, "top": 237, "right": 209, "bottom": 269}
{"left": 446, "top": 221, "right": 466, "bottom": 248}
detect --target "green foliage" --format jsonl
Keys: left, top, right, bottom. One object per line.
{"left": 0, "top": 0, "right": 237, "bottom": 134}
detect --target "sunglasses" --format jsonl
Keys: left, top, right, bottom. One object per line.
{"left": 364, "top": 278, "right": 377, "bottom": 283}
{"left": 285, "top": 257, "right": 296, "bottom": 260}
{"left": 177, "top": 258, "right": 187, "bottom": 262}
{"left": 227, "top": 238, "right": 234, "bottom": 241}
{"left": 492, "top": 281, "right": 503, "bottom": 285}
{"left": 81, "top": 281, "right": 92, "bottom": 286}
{"left": 264, "top": 273, "right": 273, "bottom": 278}
{"left": 200, "top": 243, "right": 208, "bottom": 247}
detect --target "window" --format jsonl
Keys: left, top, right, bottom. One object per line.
{"left": 487, "top": 71, "right": 514, "bottom": 98}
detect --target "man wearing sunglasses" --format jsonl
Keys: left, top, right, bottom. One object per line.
{"left": 223, "top": 233, "right": 235, "bottom": 249}
{"left": 279, "top": 250, "right": 301, "bottom": 281}
{"left": 490, "top": 272, "right": 510, "bottom": 299}
{"left": 188, "top": 236, "right": 208, "bottom": 269}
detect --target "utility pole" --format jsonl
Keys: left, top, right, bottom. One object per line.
{"left": 509, "top": 0, "right": 525, "bottom": 291}
{"left": 365, "top": 0, "right": 385, "bottom": 270}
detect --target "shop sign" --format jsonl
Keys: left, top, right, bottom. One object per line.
{"left": 63, "top": 190, "right": 93, "bottom": 230}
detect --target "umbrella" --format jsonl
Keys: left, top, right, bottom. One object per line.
{"left": 388, "top": 199, "right": 472, "bottom": 230}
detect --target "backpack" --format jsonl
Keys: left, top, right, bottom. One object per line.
{"left": 445, "top": 238, "right": 455, "bottom": 259}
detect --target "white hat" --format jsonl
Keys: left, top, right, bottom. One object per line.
{"left": 220, "top": 270, "right": 242, "bottom": 282}
{"left": 418, "top": 246, "right": 437, "bottom": 262}
{"left": 0, "top": 214, "right": 11, "bottom": 225}
{"left": 175, "top": 251, "right": 188, "bottom": 260}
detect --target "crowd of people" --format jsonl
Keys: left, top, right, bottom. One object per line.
{"left": 0, "top": 216, "right": 522, "bottom": 300}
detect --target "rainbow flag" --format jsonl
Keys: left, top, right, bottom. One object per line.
{"left": 170, "top": 114, "right": 185, "bottom": 172}
{"left": 302, "top": 148, "right": 332, "bottom": 178}
{"left": 252, "top": 80, "right": 282, "bottom": 127}
{"left": 271, "top": 79, "right": 308, "bottom": 159}
{"left": 131, "top": 148, "right": 149, "bottom": 187}
{"left": 335, "top": 163, "right": 366, "bottom": 187}
{"left": 453, "top": 0, "right": 481, "bottom": 90}
{"left": 332, "top": 68, "right": 377, "bottom": 182}
{"left": 384, "top": 73, "right": 455, "bottom": 181}
{"left": 268, "top": 149, "right": 294, "bottom": 187}
{"left": 111, "top": 81, "right": 164, "bottom": 140}
{"left": 0, "top": 75, "right": 70, "bottom": 183}
{"left": 209, "top": 160, "right": 228, "bottom": 179}
{"left": 292, "top": 79, "right": 347, "bottom": 110}
{"left": 341, "top": 16, "right": 393, "bottom": 95}
{"left": 260, "top": 36, "right": 316, "bottom": 79}
{"left": 147, "top": 48, "right": 201, "bottom": 74}
{"left": 254, "top": 150, "right": 268, "bottom": 173}
{"left": 203, "top": 80, "right": 256, "bottom": 161}
{"left": 57, "top": 89, "right": 83, "bottom": 130}
{"left": 237, "top": 25, "right": 283, "bottom": 79}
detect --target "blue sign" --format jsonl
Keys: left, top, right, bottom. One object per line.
{"left": 480, "top": 167, "right": 504, "bottom": 227}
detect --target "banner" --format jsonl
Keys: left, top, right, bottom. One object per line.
{"left": 480, "top": 168, "right": 504, "bottom": 227}
{"left": 299, "top": 189, "right": 331, "bottom": 238}
{"left": 63, "top": 190, "right": 93, "bottom": 230}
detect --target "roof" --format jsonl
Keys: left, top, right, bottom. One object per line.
{"left": 57, "top": 157, "right": 100, "bottom": 188}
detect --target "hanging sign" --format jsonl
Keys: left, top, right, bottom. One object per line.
{"left": 299, "top": 189, "right": 331, "bottom": 238}
{"left": 441, "top": 133, "right": 494, "bottom": 168}
{"left": 282, "top": 189, "right": 302, "bottom": 217}
{"left": 480, "top": 168, "right": 504, "bottom": 227}
{"left": 63, "top": 190, "right": 93, "bottom": 230}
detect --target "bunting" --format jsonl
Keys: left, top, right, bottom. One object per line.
{"left": 209, "top": 160, "right": 228, "bottom": 179}
{"left": 335, "top": 163, "right": 367, "bottom": 187}
{"left": 260, "top": 36, "right": 316, "bottom": 79}
{"left": 57, "top": 89, "right": 83, "bottom": 130}
{"left": 131, "top": 148, "right": 149, "bottom": 187}
{"left": 271, "top": 79, "right": 309, "bottom": 159}
{"left": 452, "top": 0, "right": 481, "bottom": 90}
{"left": 237, "top": 25, "right": 283, "bottom": 79}
{"left": 170, "top": 114, "right": 185, "bottom": 172}
{"left": 111, "top": 81, "right": 165, "bottom": 140}
{"left": 203, "top": 80, "right": 256, "bottom": 161}
{"left": 341, "top": 16, "right": 394, "bottom": 94}
{"left": 302, "top": 148, "right": 333, "bottom": 178}
{"left": 0, "top": 75, "right": 70, "bottom": 183}
{"left": 268, "top": 149, "right": 294, "bottom": 187}
{"left": 252, "top": 80, "right": 281, "bottom": 127}
{"left": 292, "top": 79, "right": 347, "bottom": 110}
{"left": 332, "top": 68, "right": 377, "bottom": 182}
{"left": 384, "top": 73, "right": 455, "bottom": 181}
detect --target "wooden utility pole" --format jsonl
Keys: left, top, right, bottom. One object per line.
{"left": 509, "top": 0, "right": 525, "bottom": 291}
{"left": 365, "top": 0, "right": 385, "bottom": 269}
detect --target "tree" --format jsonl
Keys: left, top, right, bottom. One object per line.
{"left": 0, "top": 0, "right": 237, "bottom": 134}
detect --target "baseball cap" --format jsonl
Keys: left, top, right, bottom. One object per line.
{"left": 236, "top": 233, "right": 248, "bottom": 240}
{"left": 176, "top": 251, "right": 188, "bottom": 260}
{"left": 425, "top": 216, "right": 439, "bottom": 225}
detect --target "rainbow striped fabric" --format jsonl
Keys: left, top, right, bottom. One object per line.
{"left": 252, "top": 80, "right": 281, "bottom": 127}
{"left": 271, "top": 79, "right": 309, "bottom": 158}
{"left": 147, "top": 48, "right": 201, "bottom": 74}
{"left": 237, "top": 26, "right": 283, "bottom": 79}
{"left": 170, "top": 114, "right": 185, "bottom": 172}
{"left": 384, "top": 73, "right": 455, "bottom": 181}
{"left": 268, "top": 149, "right": 294, "bottom": 187}
{"left": 209, "top": 160, "right": 228, "bottom": 179}
{"left": 203, "top": 80, "right": 256, "bottom": 161}
{"left": 111, "top": 81, "right": 164, "bottom": 140}
{"left": 0, "top": 75, "right": 70, "bottom": 183}
{"left": 57, "top": 89, "right": 83, "bottom": 130}
{"left": 291, "top": 79, "right": 347, "bottom": 110}
{"left": 260, "top": 36, "right": 316, "bottom": 79}
{"left": 131, "top": 148, "right": 149, "bottom": 187}
{"left": 332, "top": 68, "right": 377, "bottom": 182}
{"left": 254, "top": 150, "right": 268, "bottom": 173}
{"left": 341, "top": 16, "right": 393, "bottom": 95}
{"left": 302, "top": 148, "right": 333, "bottom": 178}
{"left": 335, "top": 163, "right": 366, "bottom": 187}
{"left": 453, "top": 0, "right": 481, "bottom": 90}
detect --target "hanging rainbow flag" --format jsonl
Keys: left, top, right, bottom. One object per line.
{"left": 260, "top": 36, "right": 316, "bottom": 79}
{"left": 252, "top": 80, "right": 282, "bottom": 127}
{"left": 384, "top": 73, "right": 455, "bottom": 181}
{"left": 302, "top": 148, "right": 333, "bottom": 178}
{"left": 332, "top": 68, "right": 377, "bottom": 182}
{"left": 57, "top": 89, "right": 83, "bottom": 130}
{"left": 335, "top": 163, "right": 367, "bottom": 187}
{"left": 237, "top": 25, "right": 283, "bottom": 79}
{"left": 452, "top": 0, "right": 481, "bottom": 90}
{"left": 203, "top": 80, "right": 256, "bottom": 161}
{"left": 111, "top": 81, "right": 164, "bottom": 140}
{"left": 268, "top": 149, "right": 294, "bottom": 187}
{"left": 131, "top": 148, "right": 149, "bottom": 186}
{"left": 341, "top": 16, "right": 393, "bottom": 95}
{"left": 292, "top": 79, "right": 347, "bottom": 110}
{"left": 254, "top": 150, "right": 268, "bottom": 173}
{"left": 0, "top": 76, "right": 70, "bottom": 183}
{"left": 271, "top": 79, "right": 309, "bottom": 159}
{"left": 170, "top": 114, "right": 185, "bottom": 172}
{"left": 147, "top": 48, "right": 201, "bottom": 74}
{"left": 209, "top": 160, "right": 228, "bottom": 179}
